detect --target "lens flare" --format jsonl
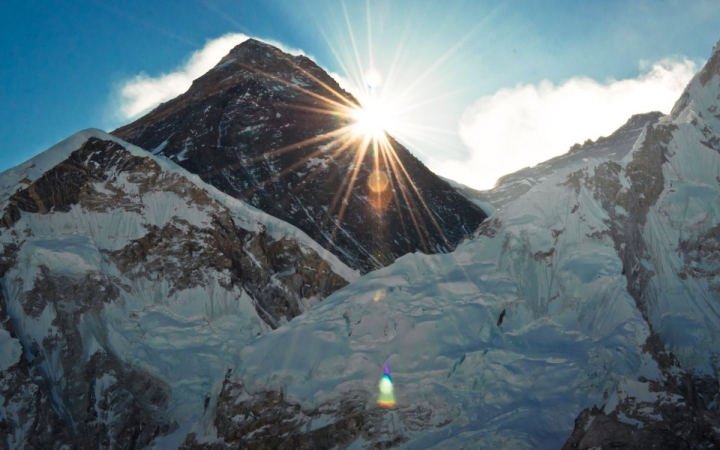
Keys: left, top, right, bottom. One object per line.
{"left": 373, "top": 289, "right": 386, "bottom": 301}
{"left": 377, "top": 358, "right": 396, "bottom": 407}
{"left": 379, "top": 376, "right": 393, "bottom": 393}
{"left": 368, "top": 170, "right": 389, "bottom": 192}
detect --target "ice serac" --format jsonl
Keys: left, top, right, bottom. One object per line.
{"left": 112, "top": 38, "right": 487, "bottom": 273}
{"left": 0, "top": 129, "right": 356, "bottom": 447}
{"left": 182, "top": 41, "right": 720, "bottom": 448}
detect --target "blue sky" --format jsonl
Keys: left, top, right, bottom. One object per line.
{"left": 2, "top": 0, "right": 720, "bottom": 188}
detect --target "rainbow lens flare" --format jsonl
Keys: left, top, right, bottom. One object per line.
{"left": 377, "top": 359, "right": 396, "bottom": 407}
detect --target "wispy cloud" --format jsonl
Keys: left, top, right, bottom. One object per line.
{"left": 431, "top": 58, "right": 698, "bottom": 190}
{"left": 115, "top": 33, "right": 307, "bottom": 120}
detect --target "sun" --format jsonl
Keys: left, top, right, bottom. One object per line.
{"left": 351, "top": 97, "right": 395, "bottom": 140}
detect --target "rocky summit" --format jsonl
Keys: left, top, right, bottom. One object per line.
{"left": 113, "top": 38, "right": 487, "bottom": 273}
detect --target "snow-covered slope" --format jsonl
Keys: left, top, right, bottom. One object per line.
{"left": 186, "top": 159, "right": 657, "bottom": 448}
{"left": 0, "top": 129, "right": 357, "bottom": 448}
{"left": 182, "top": 42, "right": 720, "bottom": 449}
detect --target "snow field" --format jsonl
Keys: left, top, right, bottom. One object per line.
{"left": 234, "top": 184, "right": 654, "bottom": 447}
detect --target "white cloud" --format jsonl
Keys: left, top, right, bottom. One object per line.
{"left": 116, "top": 33, "right": 307, "bottom": 120}
{"left": 431, "top": 58, "right": 697, "bottom": 190}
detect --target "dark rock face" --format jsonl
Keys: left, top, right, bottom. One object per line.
{"left": 28, "top": 269, "right": 174, "bottom": 449}
{"left": 109, "top": 216, "right": 348, "bottom": 327}
{"left": 577, "top": 122, "right": 676, "bottom": 319}
{"left": 0, "top": 282, "right": 74, "bottom": 449}
{"left": 1, "top": 137, "right": 157, "bottom": 229}
{"left": 677, "top": 223, "right": 720, "bottom": 294}
{"left": 2, "top": 139, "right": 144, "bottom": 217}
{"left": 113, "top": 39, "right": 486, "bottom": 273}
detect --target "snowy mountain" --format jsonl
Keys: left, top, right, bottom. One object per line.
{"left": 112, "top": 39, "right": 487, "bottom": 274}
{"left": 0, "top": 129, "right": 357, "bottom": 448}
{"left": 2, "top": 36, "right": 720, "bottom": 450}
{"left": 178, "top": 41, "right": 720, "bottom": 448}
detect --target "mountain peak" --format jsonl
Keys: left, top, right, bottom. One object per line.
{"left": 699, "top": 38, "right": 720, "bottom": 86}
{"left": 113, "top": 39, "right": 486, "bottom": 274}
{"left": 239, "top": 37, "right": 270, "bottom": 47}
{"left": 213, "top": 38, "right": 287, "bottom": 71}
{"left": 229, "top": 38, "right": 282, "bottom": 56}
{"left": 670, "top": 40, "right": 720, "bottom": 121}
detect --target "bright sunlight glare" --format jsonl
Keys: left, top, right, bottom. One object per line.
{"left": 351, "top": 98, "right": 395, "bottom": 140}
{"left": 348, "top": 68, "right": 398, "bottom": 140}
{"left": 365, "top": 68, "right": 382, "bottom": 89}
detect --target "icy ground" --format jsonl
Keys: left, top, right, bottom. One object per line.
{"left": 223, "top": 171, "right": 656, "bottom": 448}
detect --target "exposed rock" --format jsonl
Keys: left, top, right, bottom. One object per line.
{"left": 677, "top": 223, "right": 720, "bottom": 294}
{"left": 0, "top": 285, "right": 74, "bottom": 449}
{"left": 2, "top": 138, "right": 154, "bottom": 228}
{"left": 496, "top": 309, "right": 506, "bottom": 326}
{"left": 1, "top": 253, "right": 169, "bottom": 450}
{"left": 582, "top": 123, "right": 676, "bottom": 320}
{"left": 109, "top": 215, "right": 348, "bottom": 326}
